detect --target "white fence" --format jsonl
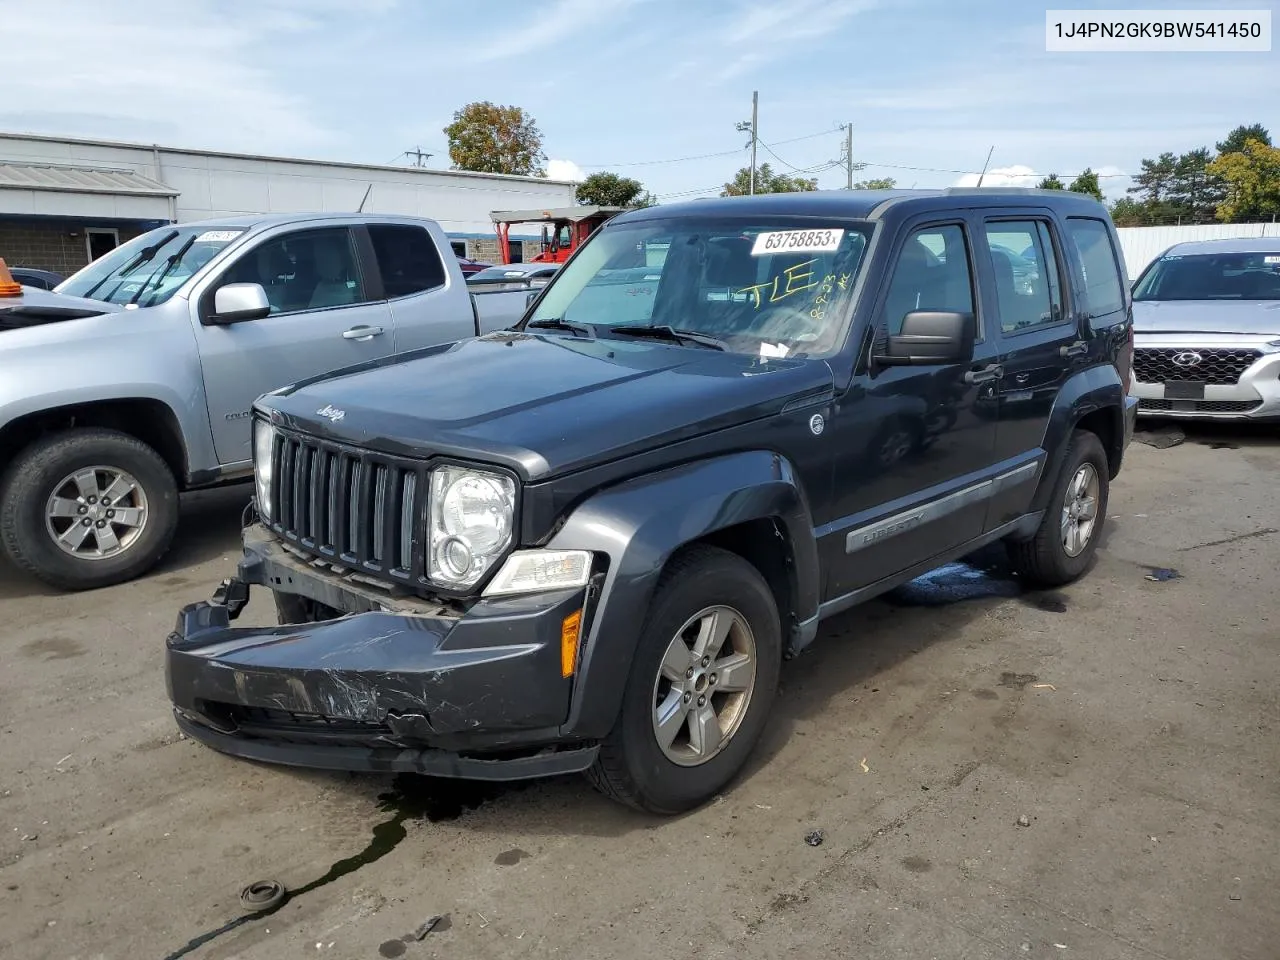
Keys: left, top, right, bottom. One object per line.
{"left": 1115, "top": 222, "right": 1280, "bottom": 279}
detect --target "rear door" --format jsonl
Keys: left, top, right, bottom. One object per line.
{"left": 364, "top": 222, "right": 477, "bottom": 352}
{"left": 977, "top": 211, "right": 1084, "bottom": 529}
{"left": 192, "top": 224, "right": 394, "bottom": 466}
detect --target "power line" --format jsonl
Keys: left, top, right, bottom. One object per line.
{"left": 577, "top": 126, "right": 843, "bottom": 170}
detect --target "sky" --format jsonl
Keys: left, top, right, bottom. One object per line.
{"left": 3, "top": 0, "right": 1276, "bottom": 202}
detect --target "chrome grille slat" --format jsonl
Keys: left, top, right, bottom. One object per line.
{"left": 1133, "top": 347, "right": 1260, "bottom": 386}
{"left": 267, "top": 429, "right": 426, "bottom": 580}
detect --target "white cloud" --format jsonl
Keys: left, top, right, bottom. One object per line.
{"left": 465, "top": 0, "right": 639, "bottom": 62}
{"left": 952, "top": 165, "right": 1041, "bottom": 188}
{"left": 546, "top": 159, "right": 586, "bottom": 182}
{"left": 0, "top": 0, "right": 345, "bottom": 153}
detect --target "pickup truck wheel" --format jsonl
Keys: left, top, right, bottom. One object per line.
{"left": 1005, "top": 428, "right": 1109, "bottom": 588}
{"left": 586, "top": 545, "right": 781, "bottom": 814}
{"left": 0, "top": 428, "right": 179, "bottom": 591}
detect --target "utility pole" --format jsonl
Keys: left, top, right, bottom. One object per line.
{"left": 750, "top": 91, "right": 758, "bottom": 195}
{"left": 404, "top": 146, "right": 432, "bottom": 167}
{"left": 975, "top": 145, "right": 995, "bottom": 187}
{"left": 845, "top": 123, "right": 854, "bottom": 189}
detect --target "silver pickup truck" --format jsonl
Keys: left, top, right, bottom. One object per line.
{"left": 0, "top": 212, "right": 532, "bottom": 591}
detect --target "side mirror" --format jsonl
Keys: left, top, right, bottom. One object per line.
{"left": 875, "top": 310, "right": 975, "bottom": 366}
{"left": 207, "top": 283, "right": 271, "bottom": 325}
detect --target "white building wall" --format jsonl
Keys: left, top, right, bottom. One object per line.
{"left": 0, "top": 133, "right": 576, "bottom": 236}
{"left": 1115, "top": 222, "right": 1280, "bottom": 279}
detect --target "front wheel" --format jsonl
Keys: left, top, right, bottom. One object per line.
{"left": 0, "top": 428, "right": 179, "bottom": 590}
{"left": 586, "top": 545, "right": 781, "bottom": 814}
{"left": 1005, "top": 428, "right": 1110, "bottom": 587}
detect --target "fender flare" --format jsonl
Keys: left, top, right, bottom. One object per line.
{"left": 546, "top": 449, "right": 819, "bottom": 740}
{"left": 1030, "top": 363, "right": 1126, "bottom": 515}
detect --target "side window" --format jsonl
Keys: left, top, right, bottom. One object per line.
{"left": 982, "top": 220, "right": 1063, "bottom": 333}
{"left": 367, "top": 224, "right": 446, "bottom": 299}
{"left": 222, "top": 227, "right": 366, "bottom": 314}
{"left": 879, "top": 224, "right": 974, "bottom": 335}
{"left": 1065, "top": 217, "right": 1125, "bottom": 317}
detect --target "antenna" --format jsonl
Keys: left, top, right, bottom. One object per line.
{"left": 975, "top": 145, "right": 995, "bottom": 187}
{"left": 357, "top": 183, "right": 373, "bottom": 212}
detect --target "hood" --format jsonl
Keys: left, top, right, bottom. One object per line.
{"left": 0, "top": 285, "right": 124, "bottom": 331}
{"left": 261, "top": 331, "right": 834, "bottom": 481}
{"left": 1133, "top": 298, "right": 1280, "bottom": 337}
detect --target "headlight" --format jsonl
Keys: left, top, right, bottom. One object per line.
{"left": 484, "top": 549, "right": 592, "bottom": 596}
{"left": 428, "top": 465, "right": 515, "bottom": 589}
{"left": 252, "top": 419, "right": 275, "bottom": 521}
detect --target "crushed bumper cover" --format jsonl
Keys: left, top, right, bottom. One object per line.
{"left": 165, "top": 531, "right": 598, "bottom": 780}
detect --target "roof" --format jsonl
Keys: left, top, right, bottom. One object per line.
{"left": 1162, "top": 237, "right": 1280, "bottom": 256}
{"left": 0, "top": 161, "right": 177, "bottom": 197}
{"left": 612, "top": 187, "right": 1109, "bottom": 225}
{"left": 490, "top": 205, "right": 629, "bottom": 224}
{"left": 0, "top": 131, "right": 576, "bottom": 188}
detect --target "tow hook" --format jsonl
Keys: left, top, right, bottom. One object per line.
{"left": 211, "top": 577, "right": 250, "bottom": 621}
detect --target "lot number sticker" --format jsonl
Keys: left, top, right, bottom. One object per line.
{"left": 195, "top": 230, "right": 244, "bottom": 243}
{"left": 751, "top": 229, "right": 844, "bottom": 256}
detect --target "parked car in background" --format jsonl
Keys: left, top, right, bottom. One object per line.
{"left": 0, "top": 213, "right": 533, "bottom": 591}
{"left": 455, "top": 255, "right": 492, "bottom": 276}
{"left": 1130, "top": 238, "right": 1280, "bottom": 421}
{"left": 165, "top": 187, "right": 1136, "bottom": 814}
{"left": 10, "top": 266, "right": 64, "bottom": 290}
{"left": 466, "top": 262, "right": 560, "bottom": 289}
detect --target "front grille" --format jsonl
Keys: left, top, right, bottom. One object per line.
{"left": 209, "top": 703, "right": 395, "bottom": 747}
{"left": 1138, "top": 398, "right": 1261, "bottom": 414}
{"left": 268, "top": 430, "right": 426, "bottom": 582}
{"left": 1133, "top": 348, "right": 1260, "bottom": 385}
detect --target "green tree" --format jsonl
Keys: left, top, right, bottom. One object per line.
{"left": 1127, "top": 152, "right": 1181, "bottom": 222}
{"left": 721, "top": 162, "right": 818, "bottom": 197}
{"left": 1216, "top": 124, "right": 1272, "bottom": 155}
{"left": 1108, "top": 196, "right": 1148, "bottom": 227}
{"left": 1169, "top": 148, "right": 1226, "bottom": 223}
{"left": 852, "top": 177, "right": 897, "bottom": 189}
{"left": 1206, "top": 137, "right": 1280, "bottom": 222}
{"left": 574, "top": 171, "right": 651, "bottom": 207}
{"left": 1038, "top": 174, "right": 1065, "bottom": 190}
{"left": 444, "top": 101, "right": 545, "bottom": 176}
{"left": 1068, "top": 168, "right": 1104, "bottom": 202}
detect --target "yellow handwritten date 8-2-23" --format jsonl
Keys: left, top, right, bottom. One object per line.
{"left": 750, "top": 228, "right": 844, "bottom": 255}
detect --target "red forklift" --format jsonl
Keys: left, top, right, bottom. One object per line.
{"left": 489, "top": 206, "right": 627, "bottom": 265}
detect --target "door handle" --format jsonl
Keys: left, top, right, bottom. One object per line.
{"left": 964, "top": 363, "right": 1004, "bottom": 385}
{"left": 342, "top": 325, "right": 384, "bottom": 341}
{"left": 1060, "top": 340, "right": 1088, "bottom": 358}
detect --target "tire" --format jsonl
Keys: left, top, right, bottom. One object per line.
{"left": 0, "top": 428, "right": 179, "bottom": 591}
{"left": 1006, "top": 428, "right": 1109, "bottom": 588}
{"left": 585, "top": 545, "right": 782, "bottom": 815}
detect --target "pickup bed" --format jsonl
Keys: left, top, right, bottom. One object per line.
{"left": 0, "top": 213, "right": 529, "bottom": 590}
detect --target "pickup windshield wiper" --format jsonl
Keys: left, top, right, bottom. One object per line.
{"left": 526, "top": 317, "right": 594, "bottom": 336}
{"left": 608, "top": 324, "right": 726, "bottom": 351}
{"left": 128, "top": 233, "right": 197, "bottom": 306}
{"left": 82, "top": 229, "right": 179, "bottom": 301}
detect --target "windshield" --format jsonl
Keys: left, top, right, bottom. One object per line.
{"left": 1133, "top": 250, "right": 1280, "bottom": 301}
{"left": 527, "top": 218, "right": 872, "bottom": 358}
{"left": 57, "top": 225, "right": 247, "bottom": 306}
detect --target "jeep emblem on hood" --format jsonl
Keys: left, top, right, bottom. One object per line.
{"left": 316, "top": 404, "right": 345, "bottom": 423}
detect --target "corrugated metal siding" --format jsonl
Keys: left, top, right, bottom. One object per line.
{"left": 1116, "top": 223, "right": 1280, "bottom": 279}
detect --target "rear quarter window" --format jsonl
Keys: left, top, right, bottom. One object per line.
{"left": 1065, "top": 218, "right": 1125, "bottom": 317}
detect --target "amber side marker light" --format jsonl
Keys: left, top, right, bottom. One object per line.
{"left": 0, "top": 259, "right": 22, "bottom": 298}
{"left": 561, "top": 610, "right": 583, "bottom": 678}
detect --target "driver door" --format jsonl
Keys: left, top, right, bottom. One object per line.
{"left": 191, "top": 225, "right": 394, "bottom": 466}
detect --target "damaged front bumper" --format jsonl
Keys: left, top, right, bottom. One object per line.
{"left": 165, "top": 527, "right": 599, "bottom": 781}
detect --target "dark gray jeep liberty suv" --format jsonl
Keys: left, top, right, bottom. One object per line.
{"left": 166, "top": 188, "right": 1137, "bottom": 814}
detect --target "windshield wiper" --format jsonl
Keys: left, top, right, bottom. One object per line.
{"left": 82, "top": 229, "right": 179, "bottom": 301}
{"left": 526, "top": 317, "right": 594, "bottom": 336}
{"left": 128, "top": 233, "right": 197, "bottom": 306}
{"left": 608, "top": 324, "right": 726, "bottom": 351}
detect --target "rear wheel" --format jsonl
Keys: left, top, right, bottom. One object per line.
{"left": 586, "top": 545, "right": 781, "bottom": 814}
{"left": 1006, "top": 428, "right": 1109, "bottom": 587}
{"left": 0, "top": 428, "right": 179, "bottom": 590}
